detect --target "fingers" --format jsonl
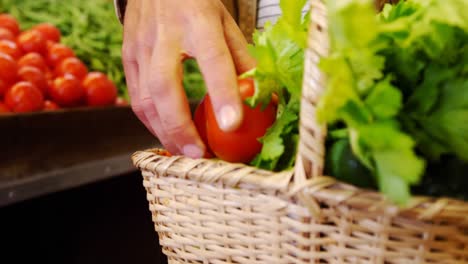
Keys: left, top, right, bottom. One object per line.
{"left": 122, "top": 1, "right": 155, "bottom": 137}
{"left": 145, "top": 38, "right": 206, "bottom": 158}
{"left": 222, "top": 10, "right": 257, "bottom": 74}
{"left": 123, "top": 0, "right": 179, "bottom": 153}
{"left": 191, "top": 16, "right": 243, "bottom": 132}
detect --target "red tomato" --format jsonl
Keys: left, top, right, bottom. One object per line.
{"left": 18, "top": 66, "right": 48, "bottom": 95}
{"left": 17, "top": 52, "right": 48, "bottom": 73}
{"left": 0, "top": 14, "right": 20, "bottom": 36}
{"left": 46, "top": 40, "right": 54, "bottom": 51}
{"left": 32, "top": 23, "right": 61, "bottom": 43}
{"left": 193, "top": 98, "right": 214, "bottom": 158}
{"left": 55, "top": 57, "right": 88, "bottom": 80}
{"left": 0, "top": 27, "right": 14, "bottom": 41}
{"left": 49, "top": 74, "right": 84, "bottom": 107}
{"left": 0, "top": 78, "right": 7, "bottom": 98}
{"left": 115, "top": 96, "right": 128, "bottom": 106}
{"left": 46, "top": 43, "right": 75, "bottom": 67}
{"left": 43, "top": 100, "right": 60, "bottom": 110}
{"left": 0, "top": 101, "right": 10, "bottom": 113}
{"left": 0, "top": 52, "right": 17, "bottom": 85}
{"left": 17, "top": 30, "right": 47, "bottom": 55}
{"left": 5, "top": 81, "right": 44, "bottom": 112}
{"left": 0, "top": 39, "right": 22, "bottom": 60}
{"left": 202, "top": 78, "right": 277, "bottom": 163}
{"left": 82, "top": 72, "right": 117, "bottom": 106}
{"left": 44, "top": 70, "right": 53, "bottom": 81}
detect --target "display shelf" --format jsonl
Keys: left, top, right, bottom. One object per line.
{"left": 0, "top": 106, "right": 159, "bottom": 207}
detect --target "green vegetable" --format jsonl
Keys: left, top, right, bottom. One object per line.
{"left": 183, "top": 59, "right": 206, "bottom": 101}
{"left": 317, "top": 0, "right": 426, "bottom": 204}
{"left": 244, "top": 0, "right": 309, "bottom": 171}
{"left": 378, "top": 0, "right": 468, "bottom": 161}
{"left": 413, "top": 155, "right": 468, "bottom": 201}
{"left": 316, "top": 0, "right": 468, "bottom": 204}
{"left": 325, "top": 139, "right": 375, "bottom": 189}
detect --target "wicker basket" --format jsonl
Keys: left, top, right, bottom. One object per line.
{"left": 132, "top": 0, "right": 468, "bottom": 263}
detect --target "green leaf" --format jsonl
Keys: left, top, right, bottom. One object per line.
{"left": 327, "top": 0, "right": 379, "bottom": 51}
{"left": 375, "top": 163, "right": 411, "bottom": 205}
{"left": 365, "top": 77, "right": 402, "bottom": 119}
{"left": 316, "top": 55, "right": 360, "bottom": 123}
{"left": 251, "top": 101, "right": 299, "bottom": 171}
{"left": 280, "top": 0, "right": 307, "bottom": 28}
{"left": 247, "top": 0, "right": 308, "bottom": 106}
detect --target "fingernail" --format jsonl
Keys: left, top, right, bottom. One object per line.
{"left": 182, "top": 144, "right": 204, "bottom": 159}
{"left": 217, "top": 105, "right": 240, "bottom": 131}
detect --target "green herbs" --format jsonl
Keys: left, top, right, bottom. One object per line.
{"left": 246, "top": 0, "right": 467, "bottom": 204}
{"left": 244, "top": 0, "right": 309, "bottom": 171}
{"left": 183, "top": 59, "right": 207, "bottom": 101}
{"left": 319, "top": 0, "right": 468, "bottom": 203}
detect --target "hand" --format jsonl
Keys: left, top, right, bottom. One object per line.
{"left": 122, "top": 0, "right": 256, "bottom": 158}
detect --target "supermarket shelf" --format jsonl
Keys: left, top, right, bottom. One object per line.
{"left": 0, "top": 153, "right": 142, "bottom": 207}
{"left": 0, "top": 106, "right": 160, "bottom": 207}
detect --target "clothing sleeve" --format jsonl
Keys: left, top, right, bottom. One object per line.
{"left": 236, "top": 0, "right": 257, "bottom": 43}
{"left": 112, "top": 0, "right": 257, "bottom": 43}
{"left": 113, "top": 0, "right": 236, "bottom": 25}
{"left": 113, "top": 0, "right": 127, "bottom": 24}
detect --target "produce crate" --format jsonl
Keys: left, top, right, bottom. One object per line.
{"left": 132, "top": 0, "right": 468, "bottom": 263}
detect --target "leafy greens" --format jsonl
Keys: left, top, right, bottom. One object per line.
{"left": 248, "top": 0, "right": 468, "bottom": 204}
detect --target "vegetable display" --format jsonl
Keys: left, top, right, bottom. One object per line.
{"left": 192, "top": 0, "right": 468, "bottom": 204}
{"left": 0, "top": 0, "right": 209, "bottom": 104}
{"left": 0, "top": 13, "right": 124, "bottom": 113}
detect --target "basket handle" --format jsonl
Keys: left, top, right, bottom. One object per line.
{"left": 293, "top": 0, "right": 329, "bottom": 185}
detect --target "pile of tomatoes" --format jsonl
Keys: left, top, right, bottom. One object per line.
{"left": 0, "top": 13, "right": 126, "bottom": 114}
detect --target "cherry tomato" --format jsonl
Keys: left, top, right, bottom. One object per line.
{"left": 0, "top": 101, "right": 10, "bottom": 113}
{"left": 44, "top": 70, "right": 53, "bottom": 81}
{"left": 193, "top": 98, "right": 214, "bottom": 158}
{"left": 18, "top": 66, "right": 48, "bottom": 95}
{"left": 17, "top": 52, "right": 48, "bottom": 73}
{"left": 17, "top": 30, "right": 47, "bottom": 55}
{"left": 0, "top": 27, "right": 14, "bottom": 41}
{"left": 46, "top": 43, "right": 75, "bottom": 67}
{"left": 43, "top": 100, "right": 60, "bottom": 110}
{"left": 0, "top": 14, "right": 20, "bottom": 36}
{"left": 115, "top": 96, "right": 128, "bottom": 106}
{"left": 0, "top": 39, "right": 22, "bottom": 60}
{"left": 32, "top": 23, "right": 61, "bottom": 43}
{"left": 0, "top": 52, "right": 17, "bottom": 85}
{"left": 55, "top": 57, "right": 88, "bottom": 80}
{"left": 49, "top": 74, "right": 84, "bottom": 107}
{"left": 5, "top": 81, "right": 44, "bottom": 112}
{"left": 46, "top": 40, "right": 54, "bottom": 51}
{"left": 82, "top": 72, "right": 117, "bottom": 106}
{"left": 0, "top": 78, "right": 7, "bottom": 98}
{"left": 202, "top": 78, "right": 277, "bottom": 163}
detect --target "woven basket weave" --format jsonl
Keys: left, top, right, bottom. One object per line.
{"left": 132, "top": 0, "right": 468, "bottom": 263}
